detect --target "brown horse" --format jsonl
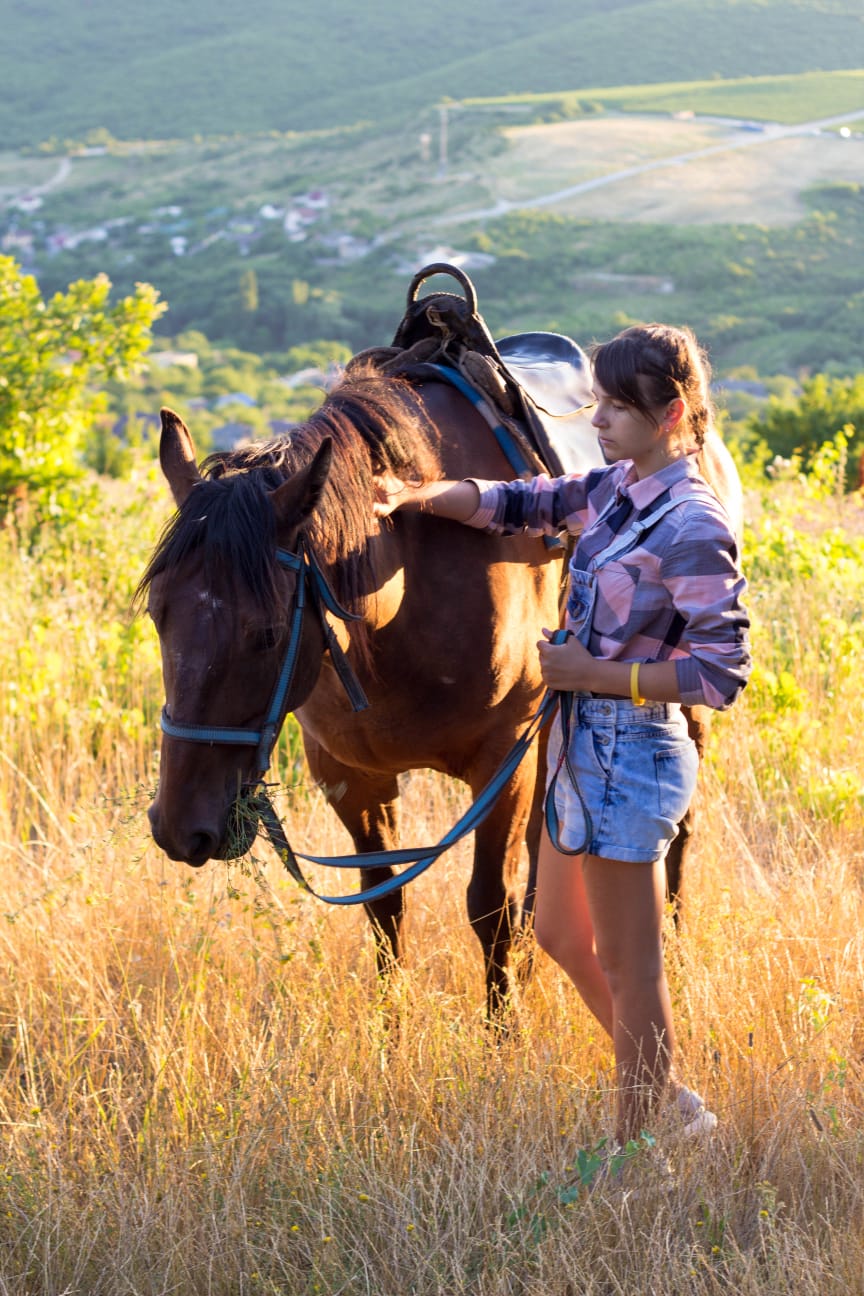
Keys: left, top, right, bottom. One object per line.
{"left": 141, "top": 363, "right": 570, "bottom": 1016}
{"left": 140, "top": 361, "right": 741, "bottom": 1013}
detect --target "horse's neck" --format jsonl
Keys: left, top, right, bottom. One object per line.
{"left": 696, "top": 429, "right": 744, "bottom": 548}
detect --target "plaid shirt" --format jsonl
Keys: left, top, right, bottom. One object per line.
{"left": 467, "top": 455, "right": 750, "bottom": 710}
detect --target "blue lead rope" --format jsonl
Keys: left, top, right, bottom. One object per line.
{"left": 543, "top": 687, "right": 593, "bottom": 856}
{"left": 258, "top": 630, "right": 574, "bottom": 905}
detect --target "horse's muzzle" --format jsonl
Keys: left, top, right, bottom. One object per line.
{"left": 148, "top": 794, "right": 262, "bottom": 866}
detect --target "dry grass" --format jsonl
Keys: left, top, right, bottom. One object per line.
{"left": 1, "top": 474, "right": 863, "bottom": 1294}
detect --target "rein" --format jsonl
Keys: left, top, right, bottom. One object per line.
{"left": 252, "top": 675, "right": 564, "bottom": 906}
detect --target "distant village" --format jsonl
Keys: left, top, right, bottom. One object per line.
{"left": 1, "top": 171, "right": 496, "bottom": 282}
{"left": 0, "top": 183, "right": 381, "bottom": 269}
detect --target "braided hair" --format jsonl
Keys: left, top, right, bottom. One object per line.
{"left": 591, "top": 323, "right": 714, "bottom": 449}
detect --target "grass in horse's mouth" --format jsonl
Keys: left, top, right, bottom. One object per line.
{"left": 221, "top": 792, "right": 264, "bottom": 860}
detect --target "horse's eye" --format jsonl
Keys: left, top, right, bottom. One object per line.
{"left": 254, "top": 626, "right": 280, "bottom": 651}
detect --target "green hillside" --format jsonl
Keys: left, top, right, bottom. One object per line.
{"left": 2, "top": 0, "right": 863, "bottom": 147}
{"left": 9, "top": 60, "right": 861, "bottom": 380}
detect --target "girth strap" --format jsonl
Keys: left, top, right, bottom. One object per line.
{"left": 425, "top": 363, "right": 537, "bottom": 480}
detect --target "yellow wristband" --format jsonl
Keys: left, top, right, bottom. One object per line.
{"left": 630, "top": 662, "right": 645, "bottom": 706}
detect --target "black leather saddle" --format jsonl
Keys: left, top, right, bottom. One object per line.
{"left": 375, "top": 262, "right": 600, "bottom": 477}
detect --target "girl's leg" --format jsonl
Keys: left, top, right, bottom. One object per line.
{"left": 581, "top": 852, "right": 674, "bottom": 1143}
{"left": 533, "top": 824, "right": 613, "bottom": 1035}
{"left": 534, "top": 828, "right": 705, "bottom": 1135}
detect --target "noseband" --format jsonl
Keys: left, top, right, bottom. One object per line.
{"left": 160, "top": 534, "right": 368, "bottom": 779}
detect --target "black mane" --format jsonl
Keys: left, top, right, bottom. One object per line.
{"left": 137, "top": 363, "right": 441, "bottom": 620}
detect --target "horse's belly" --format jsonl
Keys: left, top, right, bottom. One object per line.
{"left": 296, "top": 656, "right": 544, "bottom": 780}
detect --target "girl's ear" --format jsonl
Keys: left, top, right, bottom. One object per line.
{"left": 663, "top": 397, "right": 686, "bottom": 431}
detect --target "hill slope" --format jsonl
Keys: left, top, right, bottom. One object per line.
{"left": 3, "top": 0, "right": 863, "bottom": 147}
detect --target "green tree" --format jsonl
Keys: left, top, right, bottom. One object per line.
{"left": 0, "top": 256, "right": 164, "bottom": 502}
{"left": 240, "top": 267, "right": 259, "bottom": 314}
{"left": 747, "top": 373, "right": 864, "bottom": 484}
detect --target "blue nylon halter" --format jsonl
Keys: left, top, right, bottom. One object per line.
{"left": 160, "top": 534, "right": 368, "bottom": 778}
{"left": 159, "top": 528, "right": 572, "bottom": 906}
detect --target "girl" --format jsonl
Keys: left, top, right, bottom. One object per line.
{"left": 374, "top": 323, "right": 750, "bottom": 1148}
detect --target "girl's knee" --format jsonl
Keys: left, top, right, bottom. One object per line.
{"left": 534, "top": 915, "right": 594, "bottom": 981}
{"left": 533, "top": 912, "right": 565, "bottom": 963}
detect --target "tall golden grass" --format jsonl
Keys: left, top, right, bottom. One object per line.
{"left": 1, "top": 458, "right": 863, "bottom": 1295}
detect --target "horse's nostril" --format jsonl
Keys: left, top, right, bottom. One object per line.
{"left": 185, "top": 832, "right": 218, "bottom": 865}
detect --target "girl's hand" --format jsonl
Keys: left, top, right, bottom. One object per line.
{"left": 536, "top": 627, "right": 598, "bottom": 692}
{"left": 372, "top": 471, "right": 412, "bottom": 518}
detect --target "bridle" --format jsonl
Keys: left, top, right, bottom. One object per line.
{"left": 160, "top": 533, "right": 368, "bottom": 779}
{"left": 157, "top": 532, "right": 570, "bottom": 906}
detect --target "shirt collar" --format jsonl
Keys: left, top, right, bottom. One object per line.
{"left": 615, "top": 454, "right": 700, "bottom": 509}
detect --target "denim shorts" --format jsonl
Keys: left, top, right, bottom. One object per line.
{"left": 545, "top": 696, "right": 699, "bottom": 864}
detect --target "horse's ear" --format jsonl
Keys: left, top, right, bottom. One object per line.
{"left": 270, "top": 438, "right": 333, "bottom": 533}
{"left": 159, "top": 407, "right": 202, "bottom": 507}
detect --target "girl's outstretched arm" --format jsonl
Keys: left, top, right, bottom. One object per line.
{"left": 372, "top": 473, "right": 480, "bottom": 522}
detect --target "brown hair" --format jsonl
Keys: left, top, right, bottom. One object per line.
{"left": 591, "top": 323, "right": 714, "bottom": 448}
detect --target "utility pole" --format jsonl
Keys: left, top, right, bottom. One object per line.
{"left": 437, "top": 102, "right": 449, "bottom": 177}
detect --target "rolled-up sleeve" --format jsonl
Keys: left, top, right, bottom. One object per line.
{"left": 465, "top": 470, "right": 609, "bottom": 537}
{"left": 663, "top": 522, "right": 751, "bottom": 710}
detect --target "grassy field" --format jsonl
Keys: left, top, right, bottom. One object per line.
{"left": 1, "top": 448, "right": 864, "bottom": 1292}
{"left": 442, "top": 113, "right": 864, "bottom": 228}
{"left": 474, "top": 69, "right": 864, "bottom": 127}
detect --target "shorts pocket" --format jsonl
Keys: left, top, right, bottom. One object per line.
{"left": 654, "top": 741, "right": 698, "bottom": 826}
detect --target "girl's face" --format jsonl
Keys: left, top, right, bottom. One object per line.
{"left": 590, "top": 382, "right": 683, "bottom": 478}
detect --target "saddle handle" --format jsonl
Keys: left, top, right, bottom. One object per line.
{"left": 407, "top": 262, "right": 477, "bottom": 316}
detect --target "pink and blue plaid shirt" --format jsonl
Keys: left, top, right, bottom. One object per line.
{"left": 467, "top": 455, "right": 750, "bottom": 710}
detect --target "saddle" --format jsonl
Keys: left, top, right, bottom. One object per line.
{"left": 351, "top": 262, "right": 599, "bottom": 479}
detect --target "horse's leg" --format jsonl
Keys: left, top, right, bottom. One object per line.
{"left": 466, "top": 750, "right": 539, "bottom": 1021}
{"left": 666, "top": 705, "right": 712, "bottom": 921}
{"left": 301, "top": 736, "right": 405, "bottom": 977}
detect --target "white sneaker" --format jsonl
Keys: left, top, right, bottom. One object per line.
{"left": 676, "top": 1084, "right": 718, "bottom": 1137}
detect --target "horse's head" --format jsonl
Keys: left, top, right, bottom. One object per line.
{"left": 143, "top": 409, "right": 333, "bottom": 866}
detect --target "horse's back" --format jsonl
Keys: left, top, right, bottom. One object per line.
{"left": 697, "top": 429, "right": 744, "bottom": 548}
